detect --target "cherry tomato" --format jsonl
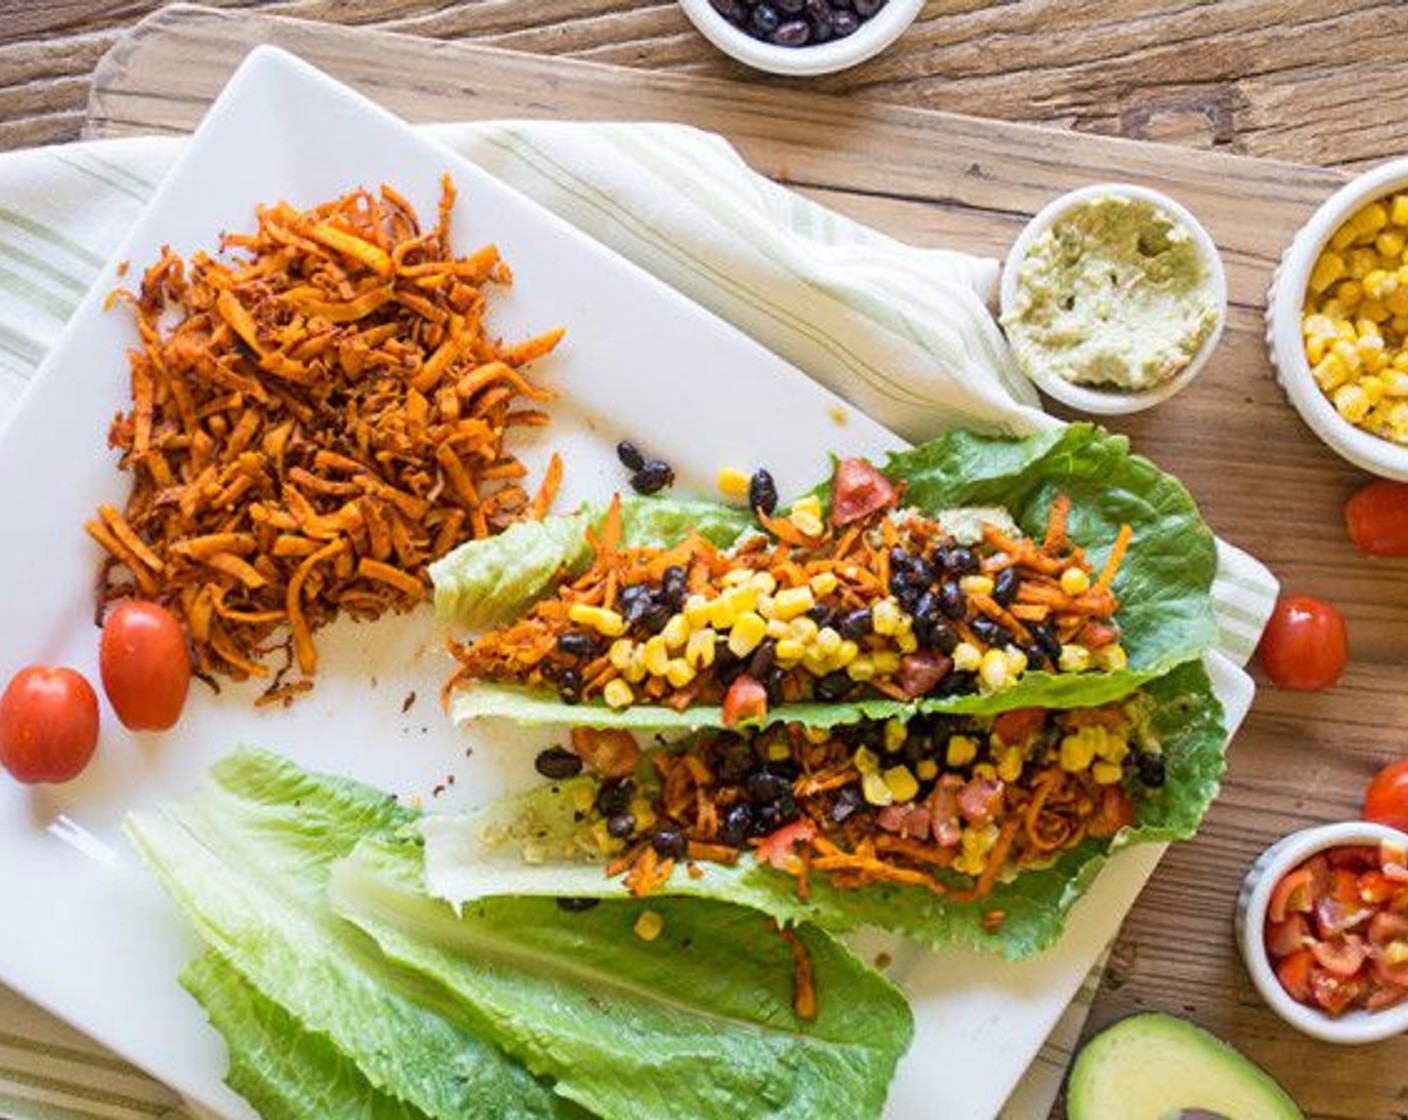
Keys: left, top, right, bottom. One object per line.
{"left": 1269, "top": 867, "right": 1314, "bottom": 923}
{"left": 0, "top": 667, "right": 100, "bottom": 784}
{"left": 1312, "top": 934, "right": 1368, "bottom": 978}
{"left": 99, "top": 601, "right": 191, "bottom": 731}
{"left": 1364, "top": 760, "right": 1408, "bottom": 832}
{"left": 721, "top": 674, "right": 768, "bottom": 728}
{"left": 1265, "top": 913, "right": 1311, "bottom": 960}
{"left": 755, "top": 819, "right": 816, "bottom": 870}
{"left": 829, "top": 458, "right": 899, "bottom": 527}
{"left": 1275, "top": 948, "right": 1314, "bottom": 1003}
{"left": 1256, "top": 595, "right": 1348, "bottom": 691}
{"left": 1345, "top": 479, "right": 1408, "bottom": 556}
{"left": 992, "top": 707, "right": 1047, "bottom": 745}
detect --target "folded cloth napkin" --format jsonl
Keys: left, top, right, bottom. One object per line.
{"left": 0, "top": 121, "right": 1278, "bottom": 1120}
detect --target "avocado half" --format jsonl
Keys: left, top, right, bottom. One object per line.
{"left": 1068, "top": 1013, "right": 1304, "bottom": 1120}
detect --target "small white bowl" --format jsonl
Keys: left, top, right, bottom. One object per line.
{"left": 1266, "top": 158, "right": 1408, "bottom": 481}
{"left": 998, "top": 183, "right": 1228, "bottom": 416}
{"left": 1236, "top": 820, "right": 1408, "bottom": 1044}
{"left": 677, "top": 0, "right": 925, "bottom": 77}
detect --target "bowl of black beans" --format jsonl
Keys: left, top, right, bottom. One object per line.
{"left": 679, "top": 0, "right": 924, "bottom": 76}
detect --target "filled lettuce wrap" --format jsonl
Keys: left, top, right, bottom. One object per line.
{"left": 433, "top": 425, "right": 1218, "bottom": 730}
{"left": 417, "top": 659, "right": 1226, "bottom": 960}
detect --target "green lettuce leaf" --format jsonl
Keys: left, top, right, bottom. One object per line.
{"left": 332, "top": 836, "right": 913, "bottom": 1120}
{"left": 423, "top": 660, "right": 1225, "bottom": 960}
{"left": 435, "top": 425, "right": 1217, "bottom": 730}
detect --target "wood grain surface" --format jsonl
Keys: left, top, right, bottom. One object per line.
{"left": 45, "top": 4, "right": 1408, "bottom": 1119}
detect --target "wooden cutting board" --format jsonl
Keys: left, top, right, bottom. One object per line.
{"left": 83, "top": 6, "right": 1408, "bottom": 1117}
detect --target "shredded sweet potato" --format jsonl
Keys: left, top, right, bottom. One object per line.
{"left": 89, "top": 177, "right": 564, "bottom": 696}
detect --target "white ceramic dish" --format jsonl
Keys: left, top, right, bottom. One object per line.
{"left": 677, "top": 0, "right": 924, "bottom": 77}
{"left": 1236, "top": 820, "right": 1408, "bottom": 1044}
{"left": 998, "top": 183, "right": 1228, "bottom": 416}
{"left": 0, "top": 47, "right": 1257, "bottom": 1120}
{"left": 1265, "top": 158, "right": 1408, "bottom": 480}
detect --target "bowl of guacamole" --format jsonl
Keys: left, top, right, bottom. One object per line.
{"left": 999, "top": 184, "right": 1227, "bottom": 415}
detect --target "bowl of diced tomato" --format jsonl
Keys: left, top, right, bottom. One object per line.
{"left": 1238, "top": 821, "right": 1408, "bottom": 1043}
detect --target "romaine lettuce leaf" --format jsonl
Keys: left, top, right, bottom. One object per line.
{"left": 423, "top": 660, "right": 1225, "bottom": 960}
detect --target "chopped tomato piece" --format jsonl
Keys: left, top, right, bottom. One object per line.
{"left": 755, "top": 819, "right": 816, "bottom": 871}
{"left": 992, "top": 708, "right": 1047, "bottom": 745}
{"left": 1359, "top": 870, "right": 1397, "bottom": 905}
{"left": 1367, "top": 910, "right": 1408, "bottom": 949}
{"left": 1315, "top": 895, "right": 1375, "bottom": 939}
{"left": 956, "top": 778, "right": 1005, "bottom": 827}
{"left": 721, "top": 674, "right": 768, "bottom": 728}
{"left": 1265, "top": 914, "right": 1311, "bottom": 960}
{"left": 1310, "top": 967, "right": 1365, "bottom": 1017}
{"left": 895, "top": 651, "right": 952, "bottom": 698}
{"left": 1366, "top": 982, "right": 1408, "bottom": 1012}
{"left": 1269, "top": 868, "right": 1315, "bottom": 924}
{"left": 1088, "top": 786, "right": 1136, "bottom": 838}
{"left": 1369, "top": 947, "right": 1408, "bottom": 989}
{"left": 1332, "top": 868, "right": 1363, "bottom": 904}
{"left": 1326, "top": 845, "right": 1379, "bottom": 871}
{"left": 829, "top": 458, "right": 898, "bottom": 527}
{"left": 1311, "top": 934, "right": 1368, "bottom": 979}
{"left": 1304, "top": 853, "right": 1331, "bottom": 898}
{"left": 1275, "top": 949, "right": 1315, "bottom": 1003}
{"left": 1081, "top": 621, "right": 1121, "bottom": 649}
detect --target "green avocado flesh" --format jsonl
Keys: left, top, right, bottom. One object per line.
{"left": 1068, "top": 1014, "right": 1304, "bottom": 1120}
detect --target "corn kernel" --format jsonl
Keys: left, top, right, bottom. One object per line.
{"left": 884, "top": 765, "right": 920, "bottom": 803}
{"left": 995, "top": 748, "right": 1023, "bottom": 783}
{"left": 1365, "top": 268, "right": 1399, "bottom": 302}
{"left": 1385, "top": 371, "right": 1408, "bottom": 397}
{"left": 716, "top": 466, "right": 751, "bottom": 500}
{"left": 622, "top": 646, "right": 648, "bottom": 684}
{"left": 721, "top": 568, "right": 753, "bottom": 587}
{"left": 765, "top": 618, "right": 789, "bottom": 639}
{"left": 1060, "top": 567, "right": 1091, "bottom": 596}
{"left": 871, "top": 598, "right": 902, "bottom": 636}
{"left": 630, "top": 798, "right": 657, "bottom": 832}
{"left": 960, "top": 574, "right": 995, "bottom": 596}
{"left": 1361, "top": 298, "right": 1391, "bottom": 323}
{"left": 1335, "top": 279, "right": 1365, "bottom": 308}
{"left": 1387, "top": 940, "right": 1408, "bottom": 966}
{"left": 609, "top": 638, "right": 635, "bottom": 671}
{"left": 665, "top": 659, "right": 696, "bottom": 689}
{"left": 1303, "top": 313, "right": 1337, "bottom": 338}
{"left": 945, "top": 735, "right": 977, "bottom": 766}
{"left": 1332, "top": 338, "right": 1363, "bottom": 372}
{"left": 1092, "top": 761, "right": 1125, "bottom": 786}
{"left": 802, "top": 650, "right": 831, "bottom": 677}
{"left": 884, "top": 718, "right": 907, "bottom": 753}
{"left": 1004, "top": 646, "right": 1029, "bottom": 677}
{"left": 1378, "top": 230, "right": 1406, "bottom": 260}
{"left": 815, "top": 626, "right": 843, "bottom": 658}
{"left": 774, "top": 638, "right": 806, "bottom": 665}
{"left": 979, "top": 649, "right": 1010, "bottom": 691}
{"left": 1348, "top": 248, "right": 1379, "bottom": 278}
{"left": 568, "top": 603, "right": 627, "bottom": 637}
{"left": 792, "top": 495, "right": 823, "bottom": 520}
{"left": 871, "top": 650, "right": 901, "bottom": 674}
{"left": 895, "top": 629, "right": 919, "bottom": 654}
{"left": 854, "top": 746, "right": 881, "bottom": 773}
{"left": 1310, "top": 250, "right": 1347, "bottom": 291}
{"left": 708, "top": 595, "right": 737, "bottom": 631}
{"left": 685, "top": 628, "right": 717, "bottom": 669}
{"left": 790, "top": 510, "right": 825, "bottom": 539}
{"left": 603, "top": 679, "right": 634, "bottom": 709}
{"left": 751, "top": 570, "right": 778, "bottom": 595}
{"left": 1354, "top": 202, "right": 1390, "bottom": 238}
{"left": 634, "top": 910, "right": 665, "bottom": 942}
{"left": 972, "top": 762, "right": 998, "bottom": 781}
{"left": 834, "top": 639, "right": 859, "bottom": 668}
{"left": 684, "top": 594, "right": 713, "bottom": 628}
{"left": 862, "top": 770, "right": 894, "bottom": 807}
{"left": 1321, "top": 298, "right": 1349, "bottom": 320}
{"left": 1095, "top": 731, "right": 1130, "bottom": 764}
{"left": 1363, "top": 374, "right": 1388, "bottom": 404}
{"left": 661, "top": 613, "right": 690, "bottom": 650}
{"left": 847, "top": 654, "right": 875, "bottom": 681}
{"left": 643, "top": 635, "right": 670, "bottom": 677}
{"left": 1329, "top": 222, "right": 1358, "bottom": 252}
{"left": 726, "top": 584, "right": 758, "bottom": 615}
{"left": 1058, "top": 644, "right": 1092, "bottom": 673}
{"left": 1312, "top": 352, "right": 1351, "bottom": 392}
{"left": 728, "top": 611, "right": 767, "bottom": 658}
{"left": 766, "top": 738, "right": 792, "bottom": 762}
{"left": 809, "top": 571, "right": 839, "bottom": 597}
{"left": 952, "top": 642, "right": 982, "bottom": 672}
{"left": 772, "top": 585, "right": 815, "bottom": 621}
{"left": 1304, "top": 334, "right": 1328, "bottom": 364}
{"left": 592, "top": 819, "right": 625, "bottom": 855}
{"left": 1388, "top": 288, "right": 1408, "bottom": 318}
{"left": 786, "top": 616, "right": 819, "bottom": 644}
{"left": 1095, "top": 644, "right": 1129, "bottom": 671}
{"left": 916, "top": 759, "right": 939, "bottom": 781}
{"left": 1334, "top": 383, "right": 1373, "bottom": 423}
{"left": 1059, "top": 729, "right": 1099, "bottom": 772}
{"left": 1393, "top": 196, "right": 1408, "bottom": 226}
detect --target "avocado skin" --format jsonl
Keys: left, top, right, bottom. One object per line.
{"left": 1068, "top": 1013, "right": 1304, "bottom": 1120}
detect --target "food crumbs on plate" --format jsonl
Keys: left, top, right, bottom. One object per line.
{"left": 633, "top": 909, "right": 665, "bottom": 942}
{"left": 983, "top": 908, "right": 1006, "bottom": 932}
{"left": 401, "top": 691, "right": 417, "bottom": 714}
{"left": 827, "top": 404, "right": 849, "bottom": 426}
{"left": 115, "top": 260, "right": 129, "bottom": 277}
{"left": 86, "top": 176, "right": 566, "bottom": 702}
{"left": 873, "top": 951, "right": 893, "bottom": 970}
{"left": 716, "top": 466, "right": 751, "bottom": 501}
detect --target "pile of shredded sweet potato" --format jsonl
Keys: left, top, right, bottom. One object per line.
{"left": 89, "top": 177, "right": 564, "bottom": 702}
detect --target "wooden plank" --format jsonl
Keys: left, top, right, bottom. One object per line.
{"left": 83, "top": 7, "right": 1408, "bottom": 1120}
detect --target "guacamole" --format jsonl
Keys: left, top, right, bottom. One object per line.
{"left": 1003, "top": 194, "right": 1220, "bottom": 391}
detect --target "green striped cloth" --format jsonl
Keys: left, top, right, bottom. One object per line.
{"left": 0, "top": 122, "right": 1277, "bottom": 1120}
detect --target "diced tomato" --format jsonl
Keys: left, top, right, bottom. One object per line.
{"left": 755, "top": 819, "right": 816, "bottom": 871}
{"left": 1326, "top": 845, "right": 1379, "bottom": 871}
{"left": 895, "top": 651, "right": 952, "bottom": 698}
{"left": 1366, "top": 982, "right": 1408, "bottom": 1012}
{"left": 1269, "top": 868, "right": 1315, "bottom": 924}
{"left": 1359, "top": 870, "right": 1397, "bottom": 905}
{"left": 1311, "top": 967, "right": 1365, "bottom": 1017}
{"left": 721, "top": 674, "right": 768, "bottom": 728}
{"left": 829, "top": 458, "right": 899, "bottom": 527}
{"left": 1315, "top": 895, "right": 1375, "bottom": 939}
{"left": 1265, "top": 913, "right": 1311, "bottom": 960}
{"left": 992, "top": 708, "right": 1046, "bottom": 745}
{"left": 1369, "top": 947, "right": 1408, "bottom": 990}
{"left": 1332, "top": 868, "right": 1363, "bottom": 904}
{"left": 1311, "top": 933, "right": 1368, "bottom": 978}
{"left": 956, "top": 778, "right": 1004, "bottom": 826}
{"left": 569, "top": 727, "right": 641, "bottom": 779}
{"left": 1304, "top": 853, "right": 1331, "bottom": 897}
{"left": 1081, "top": 621, "right": 1121, "bottom": 649}
{"left": 1367, "top": 910, "right": 1408, "bottom": 949}
{"left": 1088, "top": 786, "right": 1136, "bottom": 838}
{"left": 1275, "top": 949, "right": 1315, "bottom": 1003}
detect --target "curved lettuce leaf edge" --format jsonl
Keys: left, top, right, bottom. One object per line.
{"left": 425, "top": 660, "right": 1226, "bottom": 961}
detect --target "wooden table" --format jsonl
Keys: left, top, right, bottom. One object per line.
{"left": 6, "top": 4, "right": 1408, "bottom": 1119}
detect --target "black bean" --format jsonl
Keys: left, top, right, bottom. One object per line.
{"left": 1137, "top": 751, "right": 1167, "bottom": 788}
{"left": 557, "top": 667, "right": 582, "bottom": 704}
{"left": 556, "top": 896, "right": 600, "bottom": 913}
{"left": 721, "top": 803, "right": 754, "bottom": 847}
{"left": 927, "top": 619, "right": 960, "bottom": 654}
{"left": 661, "top": 565, "right": 688, "bottom": 608}
{"left": 557, "top": 631, "right": 597, "bottom": 658}
{"left": 534, "top": 746, "right": 583, "bottom": 780}
{"left": 831, "top": 10, "right": 859, "bottom": 35}
{"left": 746, "top": 770, "right": 789, "bottom": 804}
{"left": 807, "top": 603, "right": 837, "bottom": 628}
{"left": 639, "top": 600, "right": 672, "bottom": 633}
{"left": 606, "top": 812, "right": 637, "bottom": 839}
{"left": 888, "top": 545, "right": 911, "bottom": 572}
{"left": 838, "top": 607, "right": 873, "bottom": 639}
{"left": 853, "top": 0, "right": 885, "bottom": 14}
{"left": 766, "top": 756, "right": 800, "bottom": 781}
{"left": 814, "top": 669, "right": 853, "bottom": 702}
{"left": 753, "top": 804, "right": 782, "bottom": 835}
{"left": 616, "top": 439, "right": 645, "bottom": 471}
{"left": 716, "top": 743, "right": 755, "bottom": 784}
{"left": 631, "top": 459, "right": 675, "bottom": 495}
{"left": 749, "top": 469, "right": 779, "bottom": 515}
{"left": 763, "top": 665, "right": 788, "bottom": 704}
{"left": 830, "top": 785, "right": 861, "bottom": 823}
{"left": 748, "top": 638, "right": 778, "bottom": 679}
{"left": 651, "top": 826, "right": 687, "bottom": 859}
{"left": 908, "top": 556, "right": 936, "bottom": 588}
{"left": 971, "top": 617, "right": 1012, "bottom": 648}
{"left": 937, "top": 545, "right": 979, "bottom": 575}
{"left": 596, "top": 779, "right": 634, "bottom": 817}
{"left": 808, "top": 14, "right": 833, "bottom": 41}
{"left": 891, "top": 575, "right": 921, "bottom": 612}
{"left": 776, "top": 0, "right": 805, "bottom": 10}
{"left": 992, "top": 567, "right": 1020, "bottom": 606}
{"left": 714, "top": 642, "right": 747, "bottom": 684}
{"left": 805, "top": 0, "right": 830, "bottom": 16}
{"left": 775, "top": 790, "right": 801, "bottom": 823}
{"left": 937, "top": 579, "right": 965, "bottom": 619}
{"left": 1030, "top": 621, "right": 1062, "bottom": 661}
{"left": 772, "top": 13, "right": 808, "bottom": 41}
{"left": 750, "top": 3, "right": 781, "bottom": 33}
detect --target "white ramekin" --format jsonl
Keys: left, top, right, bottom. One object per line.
{"left": 998, "top": 183, "right": 1228, "bottom": 416}
{"left": 1266, "top": 159, "right": 1408, "bottom": 481}
{"left": 1236, "top": 820, "right": 1408, "bottom": 1044}
{"left": 677, "top": 0, "right": 925, "bottom": 77}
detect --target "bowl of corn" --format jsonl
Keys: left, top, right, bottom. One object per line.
{"left": 1268, "top": 159, "right": 1408, "bottom": 479}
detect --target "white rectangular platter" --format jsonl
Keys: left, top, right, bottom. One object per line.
{"left": 0, "top": 47, "right": 1253, "bottom": 1120}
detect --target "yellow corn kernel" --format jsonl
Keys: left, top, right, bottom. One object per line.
{"left": 790, "top": 510, "right": 825, "bottom": 539}
{"left": 634, "top": 910, "right": 665, "bottom": 942}
{"left": 1362, "top": 375, "right": 1388, "bottom": 405}
{"left": 1058, "top": 644, "right": 1092, "bottom": 672}
{"left": 1387, "top": 940, "right": 1408, "bottom": 966}
{"left": 1329, "top": 220, "right": 1358, "bottom": 251}
{"left": 643, "top": 635, "right": 670, "bottom": 677}
{"left": 1331, "top": 338, "right": 1363, "bottom": 372}
{"left": 665, "top": 658, "right": 696, "bottom": 689}
{"left": 728, "top": 611, "right": 767, "bottom": 658}
{"left": 1060, "top": 566, "right": 1091, "bottom": 596}
{"left": 786, "top": 616, "right": 819, "bottom": 644}
{"left": 725, "top": 584, "right": 758, "bottom": 615}
{"left": 766, "top": 738, "right": 792, "bottom": 762}
{"left": 972, "top": 762, "right": 998, "bottom": 781}
{"left": 871, "top": 598, "right": 902, "bottom": 636}
{"left": 1334, "top": 383, "right": 1373, "bottom": 423}
{"left": 609, "top": 638, "right": 635, "bottom": 671}
{"left": 884, "top": 718, "right": 908, "bottom": 753}
{"left": 1361, "top": 298, "right": 1391, "bottom": 323}
{"left": 1348, "top": 247, "right": 1378, "bottom": 279}
{"left": 684, "top": 593, "right": 713, "bottom": 628}
{"left": 661, "top": 613, "right": 690, "bottom": 650}
{"left": 603, "top": 679, "right": 634, "bottom": 709}
{"left": 946, "top": 738, "right": 979, "bottom": 772}
{"left": 1384, "top": 371, "right": 1408, "bottom": 397}
{"left": 854, "top": 746, "right": 881, "bottom": 773}
{"left": 1095, "top": 731, "right": 1130, "bottom": 764}
{"left": 765, "top": 618, "right": 789, "bottom": 640}
{"left": 952, "top": 641, "right": 982, "bottom": 672}
{"left": 1378, "top": 230, "right": 1406, "bottom": 261}
{"left": 1394, "top": 196, "right": 1408, "bottom": 226}
{"left": 995, "top": 748, "right": 1024, "bottom": 783}
{"left": 1388, "top": 288, "right": 1408, "bottom": 318}
{"left": 772, "top": 585, "right": 815, "bottom": 621}
{"left": 1304, "top": 336, "right": 1327, "bottom": 365}
{"left": 1310, "top": 250, "right": 1347, "bottom": 290}
{"left": 751, "top": 570, "right": 778, "bottom": 595}
{"left": 716, "top": 466, "right": 751, "bottom": 500}
{"left": 815, "top": 626, "right": 843, "bottom": 658}
{"left": 708, "top": 595, "right": 737, "bottom": 631}
{"left": 803, "top": 726, "right": 832, "bottom": 746}
{"left": 884, "top": 765, "right": 920, "bottom": 803}
{"left": 802, "top": 650, "right": 831, "bottom": 677}
{"left": 1366, "top": 269, "right": 1399, "bottom": 302}
{"left": 568, "top": 603, "right": 627, "bottom": 637}
{"left": 862, "top": 771, "right": 894, "bottom": 807}
{"left": 809, "top": 570, "right": 839, "bottom": 597}
{"left": 916, "top": 759, "right": 939, "bottom": 781}
{"left": 1355, "top": 202, "right": 1390, "bottom": 239}
{"left": 793, "top": 495, "right": 823, "bottom": 520}
{"left": 1335, "top": 278, "right": 1365, "bottom": 309}
{"left": 960, "top": 574, "right": 995, "bottom": 596}
{"left": 774, "top": 638, "right": 806, "bottom": 665}
{"left": 833, "top": 639, "right": 859, "bottom": 668}
{"left": 1359, "top": 337, "right": 1388, "bottom": 374}
{"left": 1312, "top": 352, "right": 1351, "bottom": 392}
{"left": 979, "top": 649, "right": 1010, "bottom": 691}
{"left": 847, "top": 654, "right": 876, "bottom": 681}
{"left": 592, "top": 819, "right": 626, "bottom": 855}
{"left": 1059, "top": 729, "right": 1099, "bottom": 772}
{"left": 721, "top": 568, "right": 753, "bottom": 587}
{"left": 1321, "top": 298, "right": 1349, "bottom": 320}
{"left": 1095, "top": 644, "right": 1129, "bottom": 671}
{"left": 622, "top": 646, "right": 648, "bottom": 684}
{"left": 630, "top": 798, "right": 657, "bottom": 833}
{"left": 1303, "top": 312, "right": 1338, "bottom": 338}
{"left": 871, "top": 651, "right": 901, "bottom": 674}
{"left": 895, "top": 629, "right": 920, "bottom": 654}
{"left": 685, "top": 627, "right": 717, "bottom": 669}
{"left": 1092, "top": 761, "right": 1125, "bottom": 786}
{"left": 1357, "top": 317, "right": 1384, "bottom": 340}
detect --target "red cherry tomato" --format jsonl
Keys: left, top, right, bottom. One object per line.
{"left": 829, "top": 458, "right": 899, "bottom": 527}
{"left": 1256, "top": 595, "right": 1348, "bottom": 691}
{"left": 1364, "top": 760, "right": 1408, "bottom": 832}
{"left": 0, "top": 667, "right": 100, "bottom": 784}
{"left": 99, "top": 601, "right": 191, "bottom": 731}
{"left": 721, "top": 674, "right": 768, "bottom": 728}
{"left": 1345, "top": 479, "right": 1408, "bottom": 556}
